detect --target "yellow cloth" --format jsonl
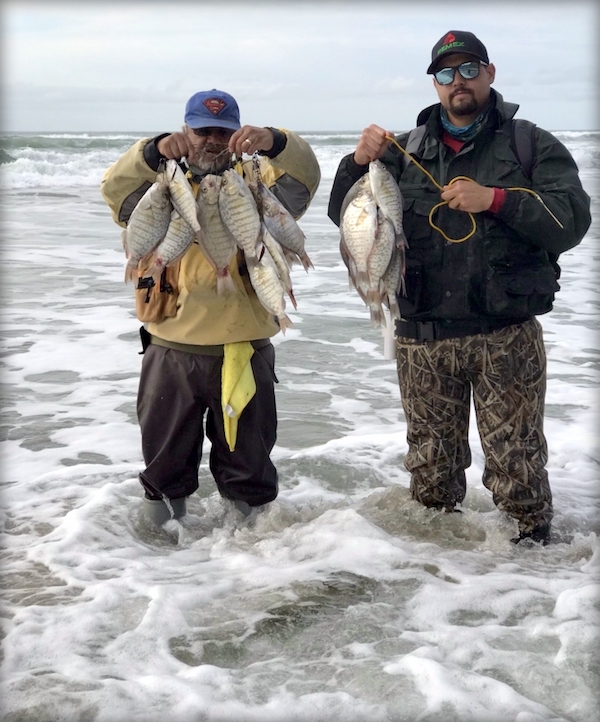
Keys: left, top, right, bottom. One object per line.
{"left": 221, "top": 342, "right": 256, "bottom": 452}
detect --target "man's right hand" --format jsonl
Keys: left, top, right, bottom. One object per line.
{"left": 353, "top": 124, "right": 393, "bottom": 166}
{"left": 156, "top": 132, "right": 197, "bottom": 161}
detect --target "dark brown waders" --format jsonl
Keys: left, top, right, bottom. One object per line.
{"left": 137, "top": 341, "right": 279, "bottom": 508}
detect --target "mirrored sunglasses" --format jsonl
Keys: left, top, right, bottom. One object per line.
{"left": 434, "top": 61, "right": 487, "bottom": 85}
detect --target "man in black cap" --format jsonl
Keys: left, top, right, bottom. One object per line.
{"left": 328, "top": 31, "right": 591, "bottom": 545}
{"left": 101, "top": 90, "right": 320, "bottom": 528}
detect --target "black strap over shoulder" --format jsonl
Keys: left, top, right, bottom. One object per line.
{"left": 510, "top": 118, "right": 537, "bottom": 179}
{"left": 401, "top": 126, "right": 427, "bottom": 169}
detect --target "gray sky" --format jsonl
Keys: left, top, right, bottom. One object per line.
{"left": 2, "top": 0, "right": 598, "bottom": 133}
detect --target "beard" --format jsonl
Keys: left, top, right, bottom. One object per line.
{"left": 449, "top": 90, "right": 479, "bottom": 117}
{"left": 189, "top": 143, "right": 231, "bottom": 174}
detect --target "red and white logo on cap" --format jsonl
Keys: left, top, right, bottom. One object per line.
{"left": 443, "top": 32, "right": 456, "bottom": 44}
{"left": 203, "top": 98, "right": 226, "bottom": 116}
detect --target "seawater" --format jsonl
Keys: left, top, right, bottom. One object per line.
{"left": 1, "top": 131, "right": 599, "bottom": 722}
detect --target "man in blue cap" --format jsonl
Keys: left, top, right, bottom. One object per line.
{"left": 101, "top": 89, "right": 320, "bottom": 528}
{"left": 156, "top": 89, "right": 285, "bottom": 173}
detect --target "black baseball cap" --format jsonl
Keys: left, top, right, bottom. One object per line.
{"left": 427, "top": 31, "right": 489, "bottom": 74}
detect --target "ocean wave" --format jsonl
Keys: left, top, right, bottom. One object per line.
{"left": 0, "top": 131, "right": 597, "bottom": 190}
{"left": 0, "top": 150, "right": 121, "bottom": 189}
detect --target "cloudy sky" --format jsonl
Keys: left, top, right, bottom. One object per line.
{"left": 2, "top": 0, "right": 598, "bottom": 133}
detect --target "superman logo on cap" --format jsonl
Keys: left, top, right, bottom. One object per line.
{"left": 203, "top": 98, "right": 227, "bottom": 116}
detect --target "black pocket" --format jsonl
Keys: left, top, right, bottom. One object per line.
{"left": 483, "top": 267, "right": 560, "bottom": 317}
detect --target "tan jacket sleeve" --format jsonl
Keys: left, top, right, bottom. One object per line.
{"left": 244, "top": 130, "right": 321, "bottom": 219}
{"left": 264, "top": 131, "right": 320, "bottom": 196}
{"left": 100, "top": 138, "right": 158, "bottom": 228}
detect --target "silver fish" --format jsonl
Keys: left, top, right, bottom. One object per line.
{"left": 340, "top": 174, "right": 407, "bottom": 328}
{"left": 144, "top": 210, "right": 195, "bottom": 282}
{"left": 340, "top": 174, "right": 378, "bottom": 294}
{"left": 368, "top": 209, "right": 396, "bottom": 301}
{"left": 261, "top": 224, "right": 297, "bottom": 310}
{"left": 218, "top": 169, "right": 262, "bottom": 258}
{"left": 254, "top": 180, "right": 313, "bottom": 271}
{"left": 364, "top": 211, "right": 396, "bottom": 327}
{"left": 381, "top": 244, "right": 405, "bottom": 322}
{"left": 246, "top": 246, "right": 293, "bottom": 334}
{"left": 121, "top": 181, "right": 172, "bottom": 282}
{"left": 368, "top": 159, "right": 405, "bottom": 239}
{"left": 195, "top": 174, "right": 238, "bottom": 294}
{"left": 158, "top": 159, "right": 201, "bottom": 235}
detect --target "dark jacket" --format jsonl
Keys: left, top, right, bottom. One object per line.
{"left": 328, "top": 90, "right": 591, "bottom": 325}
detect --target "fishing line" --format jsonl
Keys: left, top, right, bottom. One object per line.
{"left": 384, "top": 135, "right": 563, "bottom": 243}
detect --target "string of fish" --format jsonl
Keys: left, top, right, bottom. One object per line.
{"left": 214, "top": 152, "right": 315, "bottom": 333}
{"left": 384, "top": 135, "right": 564, "bottom": 244}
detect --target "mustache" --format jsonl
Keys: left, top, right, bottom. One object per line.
{"left": 201, "top": 143, "right": 229, "bottom": 154}
{"left": 450, "top": 87, "right": 474, "bottom": 100}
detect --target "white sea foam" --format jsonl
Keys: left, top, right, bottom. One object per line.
{"left": 1, "top": 133, "right": 599, "bottom": 722}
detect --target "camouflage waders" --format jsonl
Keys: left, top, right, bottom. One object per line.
{"left": 395, "top": 318, "right": 553, "bottom": 534}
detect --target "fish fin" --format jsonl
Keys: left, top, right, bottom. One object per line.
{"left": 298, "top": 251, "right": 314, "bottom": 272}
{"left": 124, "top": 260, "right": 139, "bottom": 284}
{"left": 386, "top": 294, "right": 402, "bottom": 321}
{"left": 287, "top": 288, "right": 298, "bottom": 310}
{"left": 398, "top": 275, "right": 407, "bottom": 297}
{"left": 355, "top": 270, "right": 370, "bottom": 288}
{"left": 396, "top": 231, "right": 409, "bottom": 249}
{"left": 355, "top": 285, "right": 368, "bottom": 305}
{"left": 139, "top": 249, "right": 156, "bottom": 268}
{"left": 367, "top": 287, "right": 383, "bottom": 307}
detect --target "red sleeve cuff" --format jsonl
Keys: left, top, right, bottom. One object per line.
{"left": 489, "top": 188, "right": 507, "bottom": 214}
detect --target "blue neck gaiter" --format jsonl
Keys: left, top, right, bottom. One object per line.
{"left": 440, "top": 107, "right": 488, "bottom": 142}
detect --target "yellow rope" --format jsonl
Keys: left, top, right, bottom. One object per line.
{"left": 384, "top": 135, "right": 563, "bottom": 244}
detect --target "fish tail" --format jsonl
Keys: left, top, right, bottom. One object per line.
{"left": 370, "top": 305, "right": 385, "bottom": 328}
{"left": 216, "top": 270, "right": 237, "bottom": 295}
{"left": 143, "top": 257, "right": 165, "bottom": 284}
{"left": 277, "top": 314, "right": 294, "bottom": 335}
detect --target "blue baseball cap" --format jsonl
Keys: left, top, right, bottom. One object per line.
{"left": 184, "top": 89, "right": 241, "bottom": 130}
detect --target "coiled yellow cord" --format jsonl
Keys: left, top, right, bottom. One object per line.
{"left": 384, "top": 135, "right": 563, "bottom": 243}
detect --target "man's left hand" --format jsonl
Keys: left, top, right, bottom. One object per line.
{"left": 441, "top": 180, "right": 495, "bottom": 213}
{"left": 229, "top": 126, "right": 274, "bottom": 156}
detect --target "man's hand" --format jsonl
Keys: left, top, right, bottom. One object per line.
{"left": 156, "top": 132, "right": 197, "bottom": 161}
{"left": 353, "top": 124, "right": 393, "bottom": 166}
{"left": 229, "top": 126, "right": 274, "bottom": 156}
{"left": 441, "top": 180, "right": 495, "bottom": 213}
